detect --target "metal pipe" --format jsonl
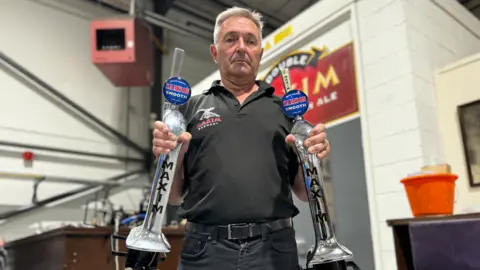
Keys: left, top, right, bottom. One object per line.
{"left": 144, "top": 16, "right": 211, "bottom": 42}
{"left": 0, "top": 169, "right": 146, "bottom": 221}
{"left": 129, "top": 0, "right": 135, "bottom": 15}
{"left": 0, "top": 171, "right": 139, "bottom": 186}
{"left": 0, "top": 51, "right": 147, "bottom": 157}
{"left": 85, "top": 0, "right": 211, "bottom": 41}
{"left": 144, "top": 16, "right": 190, "bottom": 36}
{"left": 144, "top": 10, "right": 212, "bottom": 41}
{"left": 187, "top": 21, "right": 214, "bottom": 34}
{"left": 172, "top": 1, "right": 216, "bottom": 26}
{"left": 0, "top": 140, "right": 144, "bottom": 163}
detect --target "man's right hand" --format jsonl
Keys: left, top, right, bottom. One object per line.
{"left": 152, "top": 121, "right": 192, "bottom": 158}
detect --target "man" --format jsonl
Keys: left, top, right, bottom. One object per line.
{"left": 152, "top": 6, "right": 331, "bottom": 270}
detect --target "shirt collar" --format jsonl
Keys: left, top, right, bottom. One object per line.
{"left": 203, "top": 80, "right": 275, "bottom": 96}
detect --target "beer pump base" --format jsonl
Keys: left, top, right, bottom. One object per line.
{"left": 125, "top": 249, "right": 164, "bottom": 270}
{"left": 111, "top": 234, "right": 165, "bottom": 270}
{"left": 126, "top": 225, "right": 171, "bottom": 253}
{"left": 307, "top": 260, "right": 361, "bottom": 270}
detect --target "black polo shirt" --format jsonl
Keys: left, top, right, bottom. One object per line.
{"left": 175, "top": 80, "right": 300, "bottom": 225}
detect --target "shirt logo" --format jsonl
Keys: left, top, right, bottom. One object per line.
{"left": 195, "top": 107, "right": 222, "bottom": 130}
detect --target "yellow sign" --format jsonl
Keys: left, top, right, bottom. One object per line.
{"left": 274, "top": 25, "right": 293, "bottom": 45}
{"left": 265, "top": 42, "right": 272, "bottom": 50}
{"left": 264, "top": 25, "right": 293, "bottom": 51}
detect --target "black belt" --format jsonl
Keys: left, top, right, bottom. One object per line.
{"left": 186, "top": 218, "right": 293, "bottom": 240}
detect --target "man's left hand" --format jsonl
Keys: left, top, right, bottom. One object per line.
{"left": 285, "top": 123, "right": 330, "bottom": 160}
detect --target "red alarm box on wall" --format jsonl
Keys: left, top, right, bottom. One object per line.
{"left": 90, "top": 16, "right": 153, "bottom": 87}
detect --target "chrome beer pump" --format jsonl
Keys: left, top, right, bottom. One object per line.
{"left": 111, "top": 48, "right": 191, "bottom": 270}
{"left": 278, "top": 68, "right": 360, "bottom": 270}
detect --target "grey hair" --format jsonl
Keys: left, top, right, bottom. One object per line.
{"left": 213, "top": 6, "right": 264, "bottom": 45}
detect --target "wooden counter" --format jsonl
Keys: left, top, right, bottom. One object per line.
{"left": 387, "top": 212, "right": 480, "bottom": 270}
{"left": 4, "top": 225, "right": 185, "bottom": 270}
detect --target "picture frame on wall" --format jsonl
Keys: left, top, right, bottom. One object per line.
{"left": 457, "top": 99, "right": 480, "bottom": 187}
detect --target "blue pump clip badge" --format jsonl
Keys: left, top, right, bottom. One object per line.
{"left": 162, "top": 76, "right": 192, "bottom": 105}
{"left": 281, "top": 90, "right": 309, "bottom": 118}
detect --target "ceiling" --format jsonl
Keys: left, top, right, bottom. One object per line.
{"left": 459, "top": 0, "right": 480, "bottom": 18}
{"left": 92, "top": 0, "right": 319, "bottom": 39}
{"left": 167, "top": 0, "right": 318, "bottom": 37}
{"left": 89, "top": 0, "right": 480, "bottom": 42}
{"left": 88, "top": 0, "right": 480, "bottom": 29}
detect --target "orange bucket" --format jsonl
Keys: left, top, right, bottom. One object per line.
{"left": 401, "top": 173, "right": 458, "bottom": 217}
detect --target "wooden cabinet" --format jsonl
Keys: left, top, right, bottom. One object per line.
{"left": 5, "top": 226, "right": 185, "bottom": 270}
{"left": 387, "top": 213, "right": 480, "bottom": 270}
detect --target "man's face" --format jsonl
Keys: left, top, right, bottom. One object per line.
{"left": 210, "top": 16, "right": 263, "bottom": 80}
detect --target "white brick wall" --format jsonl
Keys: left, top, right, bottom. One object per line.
{"left": 405, "top": 0, "right": 480, "bottom": 167}
{"left": 357, "top": 0, "right": 480, "bottom": 268}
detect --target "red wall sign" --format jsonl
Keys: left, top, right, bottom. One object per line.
{"left": 262, "top": 42, "right": 359, "bottom": 125}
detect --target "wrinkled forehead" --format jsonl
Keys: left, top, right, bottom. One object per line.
{"left": 219, "top": 16, "right": 261, "bottom": 39}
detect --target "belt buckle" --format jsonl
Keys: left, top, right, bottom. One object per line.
{"left": 227, "top": 223, "right": 253, "bottom": 240}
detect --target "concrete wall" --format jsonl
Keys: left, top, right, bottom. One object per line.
{"left": 0, "top": 0, "right": 150, "bottom": 240}
{"left": 434, "top": 52, "right": 480, "bottom": 211}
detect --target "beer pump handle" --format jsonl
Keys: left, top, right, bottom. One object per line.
{"left": 278, "top": 67, "right": 355, "bottom": 270}
{"left": 111, "top": 47, "right": 192, "bottom": 270}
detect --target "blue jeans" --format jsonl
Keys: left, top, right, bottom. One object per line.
{"left": 178, "top": 226, "right": 299, "bottom": 270}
